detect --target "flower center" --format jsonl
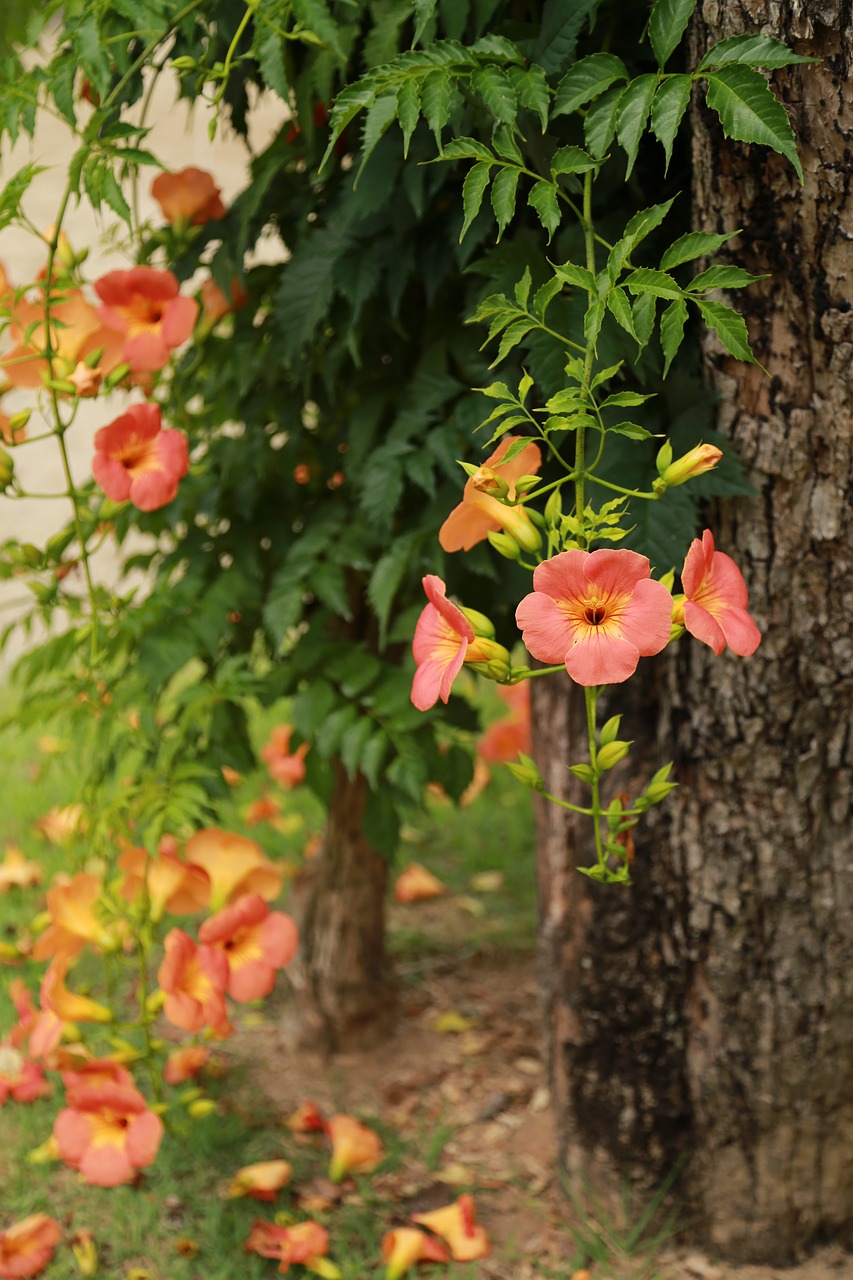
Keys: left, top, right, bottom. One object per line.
{"left": 583, "top": 603, "right": 606, "bottom": 626}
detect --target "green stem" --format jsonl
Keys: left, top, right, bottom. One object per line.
{"left": 508, "top": 664, "right": 565, "bottom": 682}
{"left": 212, "top": 1, "right": 257, "bottom": 105}
{"left": 587, "top": 474, "right": 659, "bottom": 500}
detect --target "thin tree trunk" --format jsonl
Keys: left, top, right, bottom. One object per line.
{"left": 536, "top": 5, "right": 853, "bottom": 1262}
{"left": 285, "top": 763, "right": 395, "bottom": 1053}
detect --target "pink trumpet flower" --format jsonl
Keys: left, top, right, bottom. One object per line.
{"left": 681, "top": 529, "right": 761, "bottom": 656}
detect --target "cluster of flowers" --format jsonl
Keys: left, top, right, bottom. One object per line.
{"left": 0, "top": 167, "right": 241, "bottom": 513}
{"left": 412, "top": 436, "right": 760, "bottom": 711}
{"left": 0, "top": 827, "right": 297, "bottom": 1189}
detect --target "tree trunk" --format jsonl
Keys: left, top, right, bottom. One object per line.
{"left": 536, "top": 5, "right": 853, "bottom": 1263}
{"left": 285, "top": 763, "right": 395, "bottom": 1053}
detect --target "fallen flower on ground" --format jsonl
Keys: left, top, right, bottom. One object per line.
{"left": 151, "top": 167, "right": 226, "bottom": 226}
{"left": 227, "top": 1159, "right": 292, "bottom": 1201}
{"left": 394, "top": 864, "right": 447, "bottom": 904}
{"left": 92, "top": 402, "right": 189, "bottom": 512}
{"left": 680, "top": 529, "right": 761, "bottom": 656}
{"left": 94, "top": 266, "right": 198, "bottom": 372}
{"left": 184, "top": 828, "right": 283, "bottom": 911}
{"left": 516, "top": 548, "right": 673, "bottom": 686}
{"left": 0, "top": 846, "right": 42, "bottom": 893}
{"left": 54, "top": 1080, "right": 163, "bottom": 1186}
{"left": 381, "top": 1227, "right": 449, "bottom": 1279}
{"left": 245, "top": 1220, "right": 333, "bottom": 1274}
{"left": 327, "top": 1114, "right": 384, "bottom": 1181}
{"left": 0, "top": 1048, "right": 51, "bottom": 1105}
{"left": 198, "top": 894, "right": 298, "bottom": 1002}
{"left": 163, "top": 1046, "right": 209, "bottom": 1086}
{"left": 439, "top": 436, "right": 542, "bottom": 553}
{"left": 285, "top": 1100, "right": 327, "bottom": 1132}
{"left": 0, "top": 1214, "right": 62, "bottom": 1279}
{"left": 411, "top": 1194, "right": 490, "bottom": 1261}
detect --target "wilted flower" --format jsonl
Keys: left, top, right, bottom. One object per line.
{"left": 0, "top": 1214, "right": 62, "bottom": 1279}
{"left": 54, "top": 1080, "right": 163, "bottom": 1186}
{"left": 411, "top": 1194, "right": 489, "bottom": 1261}
{"left": 439, "top": 437, "right": 542, "bottom": 553}
{"left": 92, "top": 402, "right": 189, "bottom": 512}
{"left": 198, "top": 894, "right": 298, "bottom": 1002}
{"left": 516, "top": 549, "right": 673, "bottom": 686}
{"left": 151, "top": 167, "right": 226, "bottom": 226}
{"left": 327, "top": 1114, "right": 383, "bottom": 1181}
{"left": 245, "top": 1220, "right": 331, "bottom": 1273}
{"left": 94, "top": 266, "right": 198, "bottom": 372}
{"left": 681, "top": 529, "right": 761, "bottom": 656}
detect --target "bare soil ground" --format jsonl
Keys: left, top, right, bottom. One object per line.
{"left": 226, "top": 925, "right": 853, "bottom": 1280}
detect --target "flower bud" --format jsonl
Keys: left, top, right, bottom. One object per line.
{"left": 655, "top": 440, "right": 673, "bottom": 476}
{"left": 466, "top": 637, "right": 511, "bottom": 681}
{"left": 459, "top": 606, "right": 495, "bottom": 638}
{"left": 513, "top": 474, "right": 540, "bottom": 496}
{"left": 487, "top": 531, "right": 521, "bottom": 561}
{"left": 661, "top": 443, "right": 722, "bottom": 488}
{"left": 670, "top": 593, "right": 685, "bottom": 627}
{"left": 0, "top": 447, "right": 13, "bottom": 491}
{"left": 596, "top": 740, "right": 632, "bottom": 771}
{"left": 505, "top": 753, "right": 544, "bottom": 791}
{"left": 658, "top": 568, "right": 676, "bottom": 592}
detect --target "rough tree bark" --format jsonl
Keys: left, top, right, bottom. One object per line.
{"left": 285, "top": 763, "right": 396, "bottom": 1053}
{"left": 534, "top": 4, "right": 853, "bottom": 1263}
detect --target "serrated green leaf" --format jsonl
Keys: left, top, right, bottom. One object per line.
{"left": 623, "top": 267, "right": 683, "bottom": 299}
{"left": 101, "top": 168, "right": 132, "bottom": 225}
{"left": 606, "top": 287, "right": 638, "bottom": 342}
{"left": 590, "top": 361, "right": 624, "bottom": 389}
{"left": 687, "top": 265, "right": 768, "bottom": 291}
{"left": 609, "top": 421, "right": 653, "bottom": 440}
{"left": 412, "top": 0, "right": 437, "bottom": 45}
{"left": 697, "top": 33, "right": 817, "bottom": 72}
{"left": 660, "top": 296, "right": 688, "bottom": 376}
{"left": 491, "top": 318, "right": 536, "bottom": 366}
{"left": 460, "top": 161, "right": 492, "bottom": 241}
{"left": 551, "top": 145, "right": 601, "bottom": 177}
{"left": 472, "top": 63, "right": 517, "bottom": 124}
{"left": 632, "top": 292, "right": 656, "bottom": 348}
{"left": 492, "top": 124, "right": 523, "bottom": 164}
{"left": 705, "top": 64, "right": 803, "bottom": 182}
{"left": 292, "top": 679, "right": 337, "bottom": 739}
{"left": 584, "top": 298, "right": 605, "bottom": 348}
{"left": 514, "top": 267, "right": 532, "bottom": 308}
{"left": 421, "top": 68, "right": 451, "bottom": 146}
{"left": 396, "top": 79, "right": 421, "bottom": 157}
{"left": 316, "top": 705, "right": 359, "bottom": 757}
{"left": 533, "top": 275, "right": 564, "bottom": 318}
{"left": 527, "top": 181, "right": 560, "bottom": 241}
{"left": 648, "top": 0, "right": 697, "bottom": 67}
{"left": 442, "top": 135, "right": 495, "bottom": 161}
{"left": 584, "top": 83, "right": 625, "bottom": 159}
{"left": 355, "top": 89, "right": 399, "bottom": 184}
{"left": 553, "top": 52, "right": 629, "bottom": 117}
{"left": 490, "top": 165, "right": 520, "bottom": 239}
{"left": 339, "top": 716, "right": 375, "bottom": 780}
{"left": 368, "top": 535, "right": 417, "bottom": 647}
{"left": 616, "top": 74, "right": 658, "bottom": 178}
{"left": 510, "top": 63, "right": 549, "bottom": 131}
{"left": 660, "top": 229, "right": 740, "bottom": 270}
{"left": 360, "top": 730, "right": 389, "bottom": 789}
{"left": 650, "top": 75, "right": 691, "bottom": 172}
{"left": 292, "top": 0, "right": 345, "bottom": 60}
{"left": 600, "top": 390, "right": 655, "bottom": 408}
{"left": 553, "top": 261, "right": 596, "bottom": 292}
{"left": 695, "top": 297, "right": 763, "bottom": 366}
{"left": 531, "top": 0, "right": 599, "bottom": 75}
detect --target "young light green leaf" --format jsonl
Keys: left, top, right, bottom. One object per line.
{"left": 551, "top": 145, "right": 601, "bottom": 176}
{"left": 648, "top": 0, "right": 698, "bottom": 67}
{"left": 460, "top": 161, "right": 493, "bottom": 241}
{"left": 609, "top": 421, "right": 654, "bottom": 440}
{"left": 632, "top": 292, "right": 656, "bottom": 347}
{"left": 687, "top": 265, "right": 768, "bottom": 291}
{"left": 616, "top": 75, "right": 658, "bottom": 178}
{"left": 599, "top": 390, "right": 655, "bottom": 408}
{"left": 553, "top": 52, "right": 628, "bottom": 117}
{"left": 517, "top": 371, "right": 534, "bottom": 403}
{"left": 650, "top": 75, "right": 691, "bottom": 172}
{"left": 705, "top": 64, "right": 803, "bottom": 182}
{"left": 528, "top": 181, "right": 561, "bottom": 241}
{"left": 697, "top": 33, "right": 817, "bottom": 71}
{"left": 491, "top": 166, "right": 521, "bottom": 239}
{"left": 533, "top": 275, "right": 564, "bottom": 317}
{"left": 441, "top": 135, "right": 495, "bottom": 161}
{"left": 584, "top": 299, "right": 605, "bottom": 348}
{"left": 473, "top": 63, "right": 518, "bottom": 124}
{"left": 491, "top": 319, "right": 537, "bottom": 366}
{"left": 421, "top": 68, "right": 451, "bottom": 146}
{"left": 396, "top": 79, "right": 421, "bottom": 157}
{"left": 623, "top": 267, "right": 683, "bottom": 299}
{"left": 510, "top": 64, "right": 549, "bottom": 131}
{"left": 695, "top": 297, "right": 763, "bottom": 366}
{"left": 584, "top": 83, "right": 625, "bottom": 158}
{"left": 660, "top": 296, "right": 688, "bottom": 376}
{"left": 590, "top": 360, "right": 624, "bottom": 389}
{"left": 660, "top": 229, "right": 740, "bottom": 270}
